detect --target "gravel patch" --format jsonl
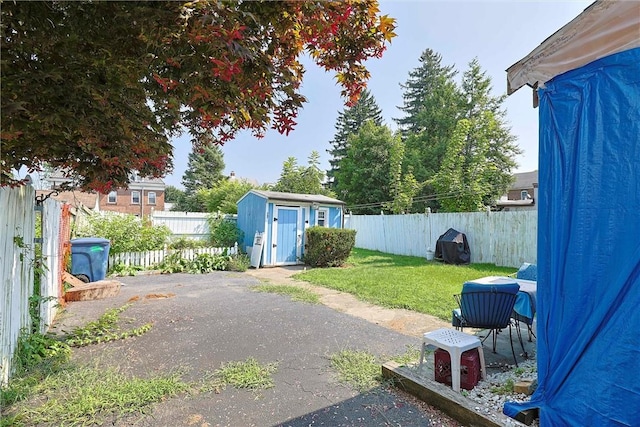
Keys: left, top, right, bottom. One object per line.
{"left": 465, "top": 356, "right": 538, "bottom": 426}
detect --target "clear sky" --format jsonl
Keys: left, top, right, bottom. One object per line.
{"left": 164, "top": 0, "right": 593, "bottom": 189}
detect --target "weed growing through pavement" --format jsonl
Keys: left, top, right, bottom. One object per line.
{"left": 390, "top": 345, "right": 421, "bottom": 367}
{"left": 213, "top": 357, "right": 278, "bottom": 391}
{"left": 0, "top": 304, "right": 169, "bottom": 427}
{"left": 252, "top": 284, "right": 320, "bottom": 304}
{"left": 1, "top": 366, "right": 190, "bottom": 427}
{"left": 64, "top": 304, "right": 153, "bottom": 347}
{"left": 330, "top": 349, "right": 381, "bottom": 392}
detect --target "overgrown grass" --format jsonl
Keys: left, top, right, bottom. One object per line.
{"left": 252, "top": 284, "right": 320, "bottom": 304}
{"left": 214, "top": 357, "right": 278, "bottom": 391}
{"left": 330, "top": 346, "right": 421, "bottom": 392}
{"left": 390, "top": 345, "right": 421, "bottom": 367}
{"left": 330, "top": 350, "right": 381, "bottom": 392}
{"left": 1, "top": 305, "right": 279, "bottom": 425}
{"left": 2, "top": 366, "right": 190, "bottom": 427}
{"left": 295, "top": 248, "right": 516, "bottom": 320}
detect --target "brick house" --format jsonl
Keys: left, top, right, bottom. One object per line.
{"left": 44, "top": 172, "right": 165, "bottom": 216}
{"left": 495, "top": 170, "right": 538, "bottom": 211}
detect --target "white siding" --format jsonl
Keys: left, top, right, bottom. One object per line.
{"left": 345, "top": 210, "right": 537, "bottom": 267}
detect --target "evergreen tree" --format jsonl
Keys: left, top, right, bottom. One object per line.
{"left": 182, "top": 145, "right": 225, "bottom": 195}
{"left": 326, "top": 89, "right": 383, "bottom": 189}
{"left": 394, "top": 49, "right": 462, "bottom": 211}
{"left": 176, "top": 145, "right": 225, "bottom": 211}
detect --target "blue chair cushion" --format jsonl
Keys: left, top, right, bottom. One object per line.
{"left": 462, "top": 280, "right": 520, "bottom": 295}
{"left": 516, "top": 263, "right": 537, "bottom": 281}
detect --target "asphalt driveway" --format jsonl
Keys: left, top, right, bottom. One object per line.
{"left": 55, "top": 271, "right": 460, "bottom": 426}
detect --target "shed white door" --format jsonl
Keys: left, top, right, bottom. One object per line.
{"left": 272, "top": 206, "right": 302, "bottom": 265}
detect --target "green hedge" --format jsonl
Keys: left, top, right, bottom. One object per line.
{"left": 304, "top": 227, "right": 356, "bottom": 267}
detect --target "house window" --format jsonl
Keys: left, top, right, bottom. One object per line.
{"left": 107, "top": 191, "right": 117, "bottom": 204}
{"left": 148, "top": 191, "right": 156, "bottom": 205}
{"left": 521, "top": 190, "right": 529, "bottom": 200}
{"left": 131, "top": 191, "right": 140, "bottom": 204}
{"left": 317, "top": 209, "right": 328, "bottom": 227}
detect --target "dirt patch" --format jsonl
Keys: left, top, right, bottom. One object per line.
{"left": 246, "top": 266, "right": 449, "bottom": 338}
{"left": 144, "top": 292, "right": 176, "bottom": 299}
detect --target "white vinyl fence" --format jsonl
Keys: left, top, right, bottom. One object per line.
{"left": 345, "top": 210, "right": 537, "bottom": 268}
{"left": 109, "top": 245, "right": 238, "bottom": 270}
{"left": 1, "top": 186, "right": 66, "bottom": 385}
{"left": 151, "top": 211, "right": 211, "bottom": 240}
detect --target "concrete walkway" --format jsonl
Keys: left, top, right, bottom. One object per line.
{"left": 246, "top": 266, "right": 450, "bottom": 338}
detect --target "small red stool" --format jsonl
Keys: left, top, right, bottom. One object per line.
{"left": 434, "top": 348, "right": 482, "bottom": 390}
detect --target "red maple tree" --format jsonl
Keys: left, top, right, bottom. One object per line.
{"left": 1, "top": 1, "right": 396, "bottom": 191}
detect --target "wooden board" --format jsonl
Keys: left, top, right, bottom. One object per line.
{"left": 250, "top": 232, "right": 264, "bottom": 269}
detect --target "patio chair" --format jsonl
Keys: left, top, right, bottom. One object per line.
{"left": 452, "top": 281, "right": 520, "bottom": 366}
{"left": 512, "top": 263, "right": 537, "bottom": 344}
{"left": 516, "top": 263, "right": 537, "bottom": 281}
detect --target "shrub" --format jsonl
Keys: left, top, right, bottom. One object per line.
{"left": 75, "top": 213, "right": 171, "bottom": 253}
{"left": 227, "top": 253, "right": 251, "bottom": 272}
{"left": 304, "top": 227, "right": 356, "bottom": 267}
{"left": 208, "top": 215, "right": 243, "bottom": 247}
{"left": 186, "top": 252, "right": 229, "bottom": 273}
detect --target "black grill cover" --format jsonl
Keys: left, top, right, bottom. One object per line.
{"left": 434, "top": 228, "right": 470, "bottom": 265}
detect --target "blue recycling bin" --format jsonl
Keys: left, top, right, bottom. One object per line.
{"left": 70, "top": 237, "right": 111, "bottom": 282}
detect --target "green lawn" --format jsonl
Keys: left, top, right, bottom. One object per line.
{"left": 294, "top": 248, "right": 516, "bottom": 321}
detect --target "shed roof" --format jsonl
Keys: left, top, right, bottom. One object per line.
{"left": 249, "top": 190, "right": 344, "bottom": 205}
{"left": 506, "top": 0, "right": 640, "bottom": 100}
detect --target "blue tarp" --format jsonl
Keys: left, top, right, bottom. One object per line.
{"left": 504, "top": 48, "right": 640, "bottom": 425}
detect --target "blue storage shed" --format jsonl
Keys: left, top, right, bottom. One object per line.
{"left": 237, "top": 190, "right": 345, "bottom": 267}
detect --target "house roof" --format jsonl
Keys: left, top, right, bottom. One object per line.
{"left": 48, "top": 169, "right": 165, "bottom": 191}
{"left": 248, "top": 190, "right": 344, "bottom": 205}
{"left": 36, "top": 190, "right": 99, "bottom": 210}
{"left": 511, "top": 170, "right": 538, "bottom": 190}
{"left": 506, "top": 1, "right": 640, "bottom": 99}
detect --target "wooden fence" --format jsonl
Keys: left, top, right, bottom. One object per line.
{"left": 1, "top": 187, "right": 66, "bottom": 385}
{"left": 109, "top": 245, "right": 238, "bottom": 270}
{"left": 344, "top": 210, "right": 537, "bottom": 268}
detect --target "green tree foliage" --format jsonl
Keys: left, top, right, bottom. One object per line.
{"left": 1, "top": 1, "right": 396, "bottom": 191}
{"left": 164, "top": 185, "right": 184, "bottom": 203}
{"left": 327, "top": 89, "right": 383, "bottom": 190}
{"left": 173, "top": 144, "right": 226, "bottom": 211}
{"left": 76, "top": 213, "right": 171, "bottom": 253}
{"left": 335, "top": 122, "right": 404, "bottom": 214}
{"left": 199, "top": 179, "right": 256, "bottom": 214}
{"left": 453, "top": 58, "right": 521, "bottom": 208}
{"left": 207, "top": 215, "right": 244, "bottom": 247}
{"left": 182, "top": 145, "right": 225, "bottom": 195}
{"left": 394, "top": 49, "right": 462, "bottom": 212}
{"left": 271, "top": 151, "right": 333, "bottom": 196}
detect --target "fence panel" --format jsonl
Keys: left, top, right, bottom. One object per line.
{"left": 346, "top": 210, "right": 537, "bottom": 267}
{"left": 151, "top": 211, "right": 211, "bottom": 240}
{"left": 40, "top": 198, "right": 63, "bottom": 333}
{"left": 0, "top": 186, "right": 36, "bottom": 386}
{"left": 108, "top": 245, "right": 238, "bottom": 270}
